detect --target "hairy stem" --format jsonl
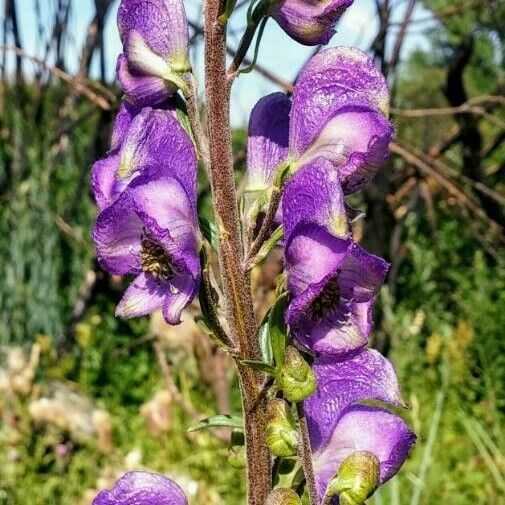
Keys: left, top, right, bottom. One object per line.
{"left": 297, "top": 402, "right": 319, "bottom": 505}
{"left": 203, "top": 1, "right": 271, "bottom": 503}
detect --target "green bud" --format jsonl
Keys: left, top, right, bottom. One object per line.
{"left": 276, "top": 347, "right": 316, "bottom": 403}
{"left": 266, "top": 399, "right": 298, "bottom": 457}
{"left": 265, "top": 488, "right": 302, "bottom": 505}
{"left": 228, "top": 443, "right": 246, "bottom": 469}
{"left": 324, "top": 451, "right": 380, "bottom": 505}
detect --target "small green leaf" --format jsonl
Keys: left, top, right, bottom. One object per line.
{"left": 187, "top": 414, "right": 243, "bottom": 433}
{"left": 174, "top": 93, "right": 194, "bottom": 143}
{"left": 241, "top": 359, "right": 277, "bottom": 375}
{"left": 199, "top": 216, "right": 219, "bottom": 250}
{"left": 252, "top": 225, "right": 284, "bottom": 266}
{"left": 259, "top": 319, "right": 274, "bottom": 365}
{"left": 269, "top": 294, "right": 288, "bottom": 367}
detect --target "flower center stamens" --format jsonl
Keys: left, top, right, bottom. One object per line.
{"left": 308, "top": 277, "right": 340, "bottom": 322}
{"left": 140, "top": 234, "right": 175, "bottom": 281}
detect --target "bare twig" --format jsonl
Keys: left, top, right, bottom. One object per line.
{"left": 0, "top": 45, "right": 113, "bottom": 110}
{"left": 390, "top": 140, "right": 504, "bottom": 239}
{"left": 390, "top": 95, "right": 505, "bottom": 125}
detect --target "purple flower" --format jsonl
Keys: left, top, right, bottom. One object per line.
{"left": 304, "top": 350, "right": 415, "bottom": 499}
{"left": 269, "top": 0, "right": 354, "bottom": 46}
{"left": 246, "top": 48, "right": 394, "bottom": 197}
{"left": 93, "top": 471, "right": 188, "bottom": 505}
{"left": 283, "top": 160, "right": 388, "bottom": 356}
{"left": 117, "top": 0, "right": 191, "bottom": 105}
{"left": 92, "top": 113, "right": 200, "bottom": 324}
{"left": 313, "top": 405, "right": 416, "bottom": 502}
{"left": 93, "top": 172, "right": 200, "bottom": 324}
{"left": 289, "top": 46, "right": 394, "bottom": 194}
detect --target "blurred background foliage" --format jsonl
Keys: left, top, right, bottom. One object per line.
{"left": 0, "top": 0, "right": 504, "bottom": 504}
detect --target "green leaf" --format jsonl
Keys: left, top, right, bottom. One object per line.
{"left": 252, "top": 225, "right": 284, "bottom": 266}
{"left": 240, "top": 359, "right": 276, "bottom": 375}
{"left": 258, "top": 319, "right": 274, "bottom": 365}
{"left": 187, "top": 414, "right": 243, "bottom": 433}
{"left": 199, "top": 216, "right": 219, "bottom": 250}
{"left": 174, "top": 93, "right": 195, "bottom": 143}
{"left": 269, "top": 294, "right": 288, "bottom": 367}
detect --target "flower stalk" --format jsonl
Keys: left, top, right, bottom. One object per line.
{"left": 204, "top": 0, "right": 271, "bottom": 502}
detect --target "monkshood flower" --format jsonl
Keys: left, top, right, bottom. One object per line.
{"left": 304, "top": 350, "right": 416, "bottom": 501}
{"left": 93, "top": 471, "right": 188, "bottom": 505}
{"left": 283, "top": 159, "right": 388, "bottom": 356}
{"left": 93, "top": 170, "right": 200, "bottom": 323}
{"left": 268, "top": 0, "right": 354, "bottom": 46}
{"left": 92, "top": 114, "right": 200, "bottom": 324}
{"left": 92, "top": 106, "right": 198, "bottom": 212}
{"left": 289, "top": 46, "right": 394, "bottom": 194}
{"left": 245, "top": 47, "right": 394, "bottom": 199}
{"left": 117, "top": 0, "right": 191, "bottom": 106}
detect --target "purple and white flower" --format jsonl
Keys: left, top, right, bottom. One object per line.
{"left": 92, "top": 112, "right": 200, "bottom": 324}
{"left": 117, "top": 0, "right": 191, "bottom": 106}
{"left": 246, "top": 47, "right": 394, "bottom": 197}
{"left": 282, "top": 160, "right": 388, "bottom": 356}
{"left": 305, "top": 350, "right": 416, "bottom": 500}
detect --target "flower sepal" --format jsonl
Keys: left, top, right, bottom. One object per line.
{"left": 323, "top": 451, "right": 380, "bottom": 505}
{"left": 276, "top": 346, "right": 316, "bottom": 402}
{"left": 266, "top": 399, "right": 299, "bottom": 457}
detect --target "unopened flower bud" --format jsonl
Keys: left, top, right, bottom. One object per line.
{"left": 324, "top": 451, "right": 380, "bottom": 505}
{"left": 268, "top": 0, "right": 353, "bottom": 46}
{"left": 276, "top": 347, "right": 316, "bottom": 402}
{"left": 266, "top": 399, "right": 298, "bottom": 457}
{"left": 265, "top": 488, "right": 302, "bottom": 505}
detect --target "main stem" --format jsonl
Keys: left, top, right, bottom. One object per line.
{"left": 203, "top": 2, "right": 271, "bottom": 503}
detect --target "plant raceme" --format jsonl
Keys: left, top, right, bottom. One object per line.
{"left": 90, "top": 0, "right": 415, "bottom": 504}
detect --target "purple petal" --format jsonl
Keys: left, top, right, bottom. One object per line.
{"left": 247, "top": 93, "right": 290, "bottom": 190}
{"left": 270, "top": 0, "right": 353, "bottom": 46}
{"left": 294, "top": 301, "right": 370, "bottom": 356}
{"left": 338, "top": 242, "right": 389, "bottom": 303}
{"left": 117, "top": 54, "right": 174, "bottom": 107}
{"left": 128, "top": 174, "right": 199, "bottom": 276}
{"left": 282, "top": 158, "right": 348, "bottom": 241}
{"left": 93, "top": 471, "right": 188, "bottom": 505}
{"left": 91, "top": 154, "right": 121, "bottom": 211}
{"left": 110, "top": 101, "right": 140, "bottom": 152}
{"left": 290, "top": 47, "right": 390, "bottom": 157}
{"left": 305, "top": 349, "right": 405, "bottom": 451}
{"left": 118, "top": 0, "right": 189, "bottom": 67}
{"left": 313, "top": 405, "right": 416, "bottom": 499}
{"left": 116, "top": 272, "right": 166, "bottom": 318}
{"left": 297, "top": 107, "right": 394, "bottom": 194}
{"left": 118, "top": 107, "right": 197, "bottom": 202}
{"left": 93, "top": 190, "right": 143, "bottom": 275}
{"left": 285, "top": 223, "right": 351, "bottom": 300}
{"left": 162, "top": 271, "right": 199, "bottom": 325}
